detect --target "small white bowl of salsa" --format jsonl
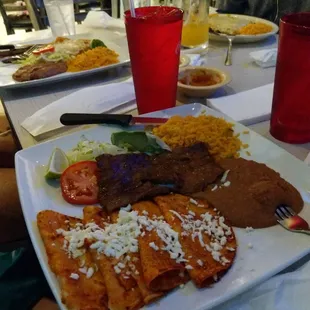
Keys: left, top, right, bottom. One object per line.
{"left": 178, "top": 66, "right": 231, "bottom": 97}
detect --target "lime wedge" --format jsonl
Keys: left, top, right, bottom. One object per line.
{"left": 45, "top": 148, "right": 69, "bottom": 179}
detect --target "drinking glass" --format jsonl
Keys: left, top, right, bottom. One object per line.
{"left": 270, "top": 12, "right": 310, "bottom": 143}
{"left": 124, "top": 6, "right": 183, "bottom": 114}
{"left": 43, "top": 0, "right": 76, "bottom": 37}
{"left": 174, "top": 0, "right": 210, "bottom": 49}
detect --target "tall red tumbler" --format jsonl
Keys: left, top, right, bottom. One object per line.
{"left": 125, "top": 6, "right": 183, "bottom": 114}
{"left": 270, "top": 12, "right": 310, "bottom": 143}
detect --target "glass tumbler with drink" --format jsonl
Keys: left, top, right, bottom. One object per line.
{"left": 270, "top": 12, "right": 310, "bottom": 143}
{"left": 174, "top": 0, "right": 210, "bottom": 49}
{"left": 124, "top": 6, "right": 183, "bottom": 114}
{"left": 43, "top": 0, "right": 76, "bottom": 37}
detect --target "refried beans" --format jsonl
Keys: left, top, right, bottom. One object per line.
{"left": 193, "top": 158, "right": 304, "bottom": 228}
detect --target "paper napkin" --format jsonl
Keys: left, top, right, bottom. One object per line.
{"left": 249, "top": 48, "right": 277, "bottom": 68}
{"left": 83, "top": 11, "right": 125, "bottom": 30}
{"left": 21, "top": 79, "right": 136, "bottom": 137}
{"left": 215, "top": 257, "right": 310, "bottom": 310}
{"left": 21, "top": 53, "right": 205, "bottom": 137}
{"left": 207, "top": 83, "right": 274, "bottom": 125}
{"left": 187, "top": 54, "right": 205, "bottom": 66}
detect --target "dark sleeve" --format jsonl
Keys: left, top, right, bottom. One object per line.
{"left": 216, "top": 0, "right": 248, "bottom": 14}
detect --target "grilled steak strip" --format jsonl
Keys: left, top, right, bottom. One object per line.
{"left": 12, "top": 61, "right": 67, "bottom": 82}
{"left": 96, "top": 143, "right": 223, "bottom": 212}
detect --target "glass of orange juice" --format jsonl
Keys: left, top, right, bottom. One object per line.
{"left": 174, "top": 0, "right": 210, "bottom": 49}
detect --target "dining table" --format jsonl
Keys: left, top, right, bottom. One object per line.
{"left": 1, "top": 22, "right": 310, "bottom": 310}
{"left": 1, "top": 24, "right": 309, "bottom": 160}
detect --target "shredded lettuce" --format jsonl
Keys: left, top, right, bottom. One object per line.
{"left": 16, "top": 54, "right": 38, "bottom": 65}
{"left": 66, "top": 136, "right": 127, "bottom": 164}
{"left": 16, "top": 52, "right": 73, "bottom": 65}
{"left": 42, "top": 52, "right": 72, "bottom": 62}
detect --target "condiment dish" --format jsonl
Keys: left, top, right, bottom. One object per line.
{"left": 178, "top": 66, "right": 231, "bottom": 97}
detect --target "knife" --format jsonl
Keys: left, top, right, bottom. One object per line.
{"left": 0, "top": 45, "right": 15, "bottom": 50}
{"left": 60, "top": 113, "right": 169, "bottom": 126}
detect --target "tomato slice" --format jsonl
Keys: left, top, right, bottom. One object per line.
{"left": 60, "top": 161, "right": 99, "bottom": 205}
{"left": 33, "top": 45, "right": 55, "bottom": 55}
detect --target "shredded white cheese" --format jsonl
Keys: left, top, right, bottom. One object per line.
{"left": 188, "top": 210, "right": 196, "bottom": 216}
{"left": 221, "top": 257, "right": 230, "bottom": 265}
{"left": 122, "top": 204, "right": 132, "bottom": 212}
{"left": 221, "top": 170, "right": 230, "bottom": 183}
{"left": 223, "top": 181, "right": 231, "bottom": 187}
{"left": 86, "top": 267, "right": 94, "bottom": 279}
{"left": 211, "top": 185, "right": 218, "bottom": 192}
{"left": 70, "top": 273, "right": 79, "bottom": 280}
{"left": 114, "top": 266, "right": 121, "bottom": 274}
{"left": 189, "top": 198, "right": 198, "bottom": 205}
{"left": 167, "top": 209, "right": 232, "bottom": 266}
{"left": 79, "top": 267, "right": 87, "bottom": 274}
{"left": 226, "top": 247, "right": 235, "bottom": 252}
{"left": 149, "top": 242, "right": 159, "bottom": 251}
{"left": 117, "top": 262, "right": 125, "bottom": 269}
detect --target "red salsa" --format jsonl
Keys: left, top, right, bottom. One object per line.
{"left": 179, "top": 70, "right": 222, "bottom": 87}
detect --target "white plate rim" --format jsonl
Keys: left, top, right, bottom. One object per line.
{"left": 0, "top": 37, "right": 130, "bottom": 89}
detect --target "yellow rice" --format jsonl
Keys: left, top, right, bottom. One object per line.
{"left": 67, "top": 47, "right": 119, "bottom": 72}
{"left": 239, "top": 22, "right": 273, "bottom": 35}
{"left": 152, "top": 115, "right": 243, "bottom": 161}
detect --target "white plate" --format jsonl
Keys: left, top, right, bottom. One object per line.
{"left": 209, "top": 14, "right": 279, "bottom": 43}
{"left": 15, "top": 103, "right": 310, "bottom": 310}
{"left": 0, "top": 35, "right": 130, "bottom": 89}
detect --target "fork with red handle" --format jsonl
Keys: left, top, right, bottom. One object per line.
{"left": 275, "top": 205, "right": 310, "bottom": 235}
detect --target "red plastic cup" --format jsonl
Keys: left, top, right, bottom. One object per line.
{"left": 124, "top": 6, "right": 183, "bottom": 114}
{"left": 270, "top": 12, "right": 310, "bottom": 143}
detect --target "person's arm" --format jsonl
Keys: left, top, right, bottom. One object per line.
{"left": 216, "top": 0, "right": 248, "bottom": 14}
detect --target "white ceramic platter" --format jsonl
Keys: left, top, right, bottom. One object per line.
{"left": 209, "top": 14, "right": 279, "bottom": 43}
{"left": 15, "top": 103, "right": 310, "bottom": 310}
{"left": 0, "top": 34, "right": 130, "bottom": 89}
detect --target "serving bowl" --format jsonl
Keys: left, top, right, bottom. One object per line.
{"left": 178, "top": 66, "right": 231, "bottom": 97}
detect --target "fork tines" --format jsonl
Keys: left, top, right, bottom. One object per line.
{"left": 275, "top": 205, "right": 295, "bottom": 220}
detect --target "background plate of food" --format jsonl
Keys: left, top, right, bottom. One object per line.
{"left": 209, "top": 14, "right": 279, "bottom": 43}
{"left": 15, "top": 103, "right": 310, "bottom": 310}
{"left": 0, "top": 35, "right": 130, "bottom": 89}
